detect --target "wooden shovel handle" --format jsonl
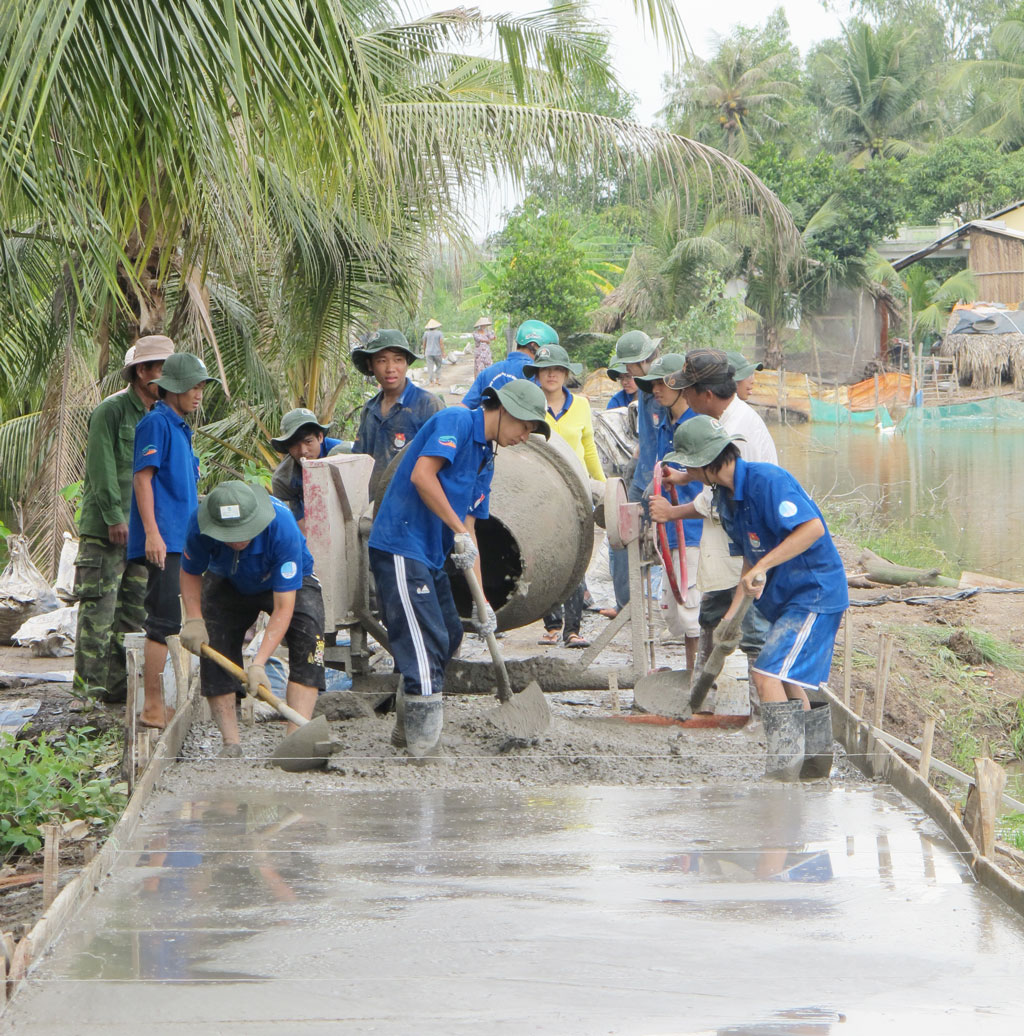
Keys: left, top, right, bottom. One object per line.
{"left": 461, "top": 567, "right": 513, "bottom": 704}
{"left": 199, "top": 644, "right": 309, "bottom": 727}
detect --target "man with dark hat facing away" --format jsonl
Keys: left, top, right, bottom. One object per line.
{"left": 178, "top": 480, "right": 326, "bottom": 758}
{"left": 271, "top": 408, "right": 341, "bottom": 532}
{"left": 350, "top": 329, "right": 443, "bottom": 498}
{"left": 128, "top": 352, "right": 220, "bottom": 729}
{"left": 368, "top": 380, "right": 551, "bottom": 757}
{"left": 74, "top": 335, "right": 175, "bottom": 705}
{"left": 663, "top": 415, "right": 847, "bottom": 779}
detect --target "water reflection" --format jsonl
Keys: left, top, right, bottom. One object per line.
{"left": 773, "top": 423, "right": 1024, "bottom": 581}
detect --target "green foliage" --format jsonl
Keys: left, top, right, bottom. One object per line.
{"left": 661, "top": 269, "right": 746, "bottom": 350}
{"left": 485, "top": 203, "right": 597, "bottom": 338}
{"left": 0, "top": 729, "right": 126, "bottom": 862}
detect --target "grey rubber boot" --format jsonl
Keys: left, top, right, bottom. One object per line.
{"left": 694, "top": 627, "right": 715, "bottom": 674}
{"left": 762, "top": 699, "right": 805, "bottom": 781}
{"left": 800, "top": 701, "right": 834, "bottom": 780}
{"left": 404, "top": 693, "right": 444, "bottom": 759}
{"left": 390, "top": 679, "right": 406, "bottom": 749}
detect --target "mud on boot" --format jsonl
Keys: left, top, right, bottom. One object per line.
{"left": 799, "top": 700, "right": 833, "bottom": 780}
{"left": 762, "top": 699, "right": 805, "bottom": 781}
{"left": 390, "top": 679, "right": 406, "bottom": 749}
{"left": 403, "top": 693, "right": 444, "bottom": 759}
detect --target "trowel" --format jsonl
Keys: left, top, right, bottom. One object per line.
{"left": 633, "top": 586, "right": 758, "bottom": 723}
{"left": 462, "top": 568, "right": 550, "bottom": 739}
{"left": 200, "top": 645, "right": 335, "bottom": 771}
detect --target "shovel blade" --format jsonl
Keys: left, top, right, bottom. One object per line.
{"left": 633, "top": 670, "right": 693, "bottom": 721}
{"left": 269, "top": 715, "right": 333, "bottom": 772}
{"left": 488, "top": 680, "right": 550, "bottom": 739}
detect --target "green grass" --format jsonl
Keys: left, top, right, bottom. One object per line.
{"left": 966, "top": 629, "right": 1024, "bottom": 673}
{"left": 998, "top": 812, "right": 1024, "bottom": 852}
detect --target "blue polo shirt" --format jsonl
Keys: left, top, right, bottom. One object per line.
{"left": 606, "top": 388, "right": 636, "bottom": 409}
{"left": 717, "top": 458, "right": 849, "bottom": 623}
{"left": 127, "top": 401, "right": 200, "bottom": 559}
{"left": 353, "top": 379, "right": 443, "bottom": 479}
{"left": 657, "top": 409, "right": 703, "bottom": 550}
{"left": 632, "top": 389, "right": 668, "bottom": 497}
{"left": 461, "top": 350, "right": 532, "bottom": 408}
{"left": 181, "top": 497, "right": 312, "bottom": 595}
{"left": 369, "top": 406, "right": 494, "bottom": 570}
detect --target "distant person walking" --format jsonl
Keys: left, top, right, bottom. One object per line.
{"left": 422, "top": 319, "right": 445, "bottom": 386}
{"left": 472, "top": 317, "right": 496, "bottom": 376}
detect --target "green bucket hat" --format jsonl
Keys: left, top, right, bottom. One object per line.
{"left": 727, "top": 350, "right": 764, "bottom": 381}
{"left": 151, "top": 352, "right": 220, "bottom": 393}
{"left": 608, "top": 330, "right": 660, "bottom": 373}
{"left": 198, "top": 480, "right": 276, "bottom": 542}
{"left": 351, "top": 329, "right": 421, "bottom": 376}
{"left": 271, "top": 408, "right": 333, "bottom": 452}
{"left": 635, "top": 353, "right": 686, "bottom": 393}
{"left": 482, "top": 379, "right": 551, "bottom": 439}
{"left": 523, "top": 343, "right": 583, "bottom": 379}
{"left": 664, "top": 415, "right": 746, "bottom": 468}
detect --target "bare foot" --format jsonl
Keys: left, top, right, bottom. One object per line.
{"left": 139, "top": 705, "right": 176, "bottom": 730}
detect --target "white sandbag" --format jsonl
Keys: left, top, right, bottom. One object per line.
{"left": 0, "top": 534, "right": 60, "bottom": 644}
{"left": 55, "top": 531, "right": 79, "bottom": 601}
{"left": 12, "top": 603, "right": 78, "bottom": 657}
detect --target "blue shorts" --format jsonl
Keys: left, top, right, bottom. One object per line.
{"left": 752, "top": 610, "right": 843, "bottom": 690}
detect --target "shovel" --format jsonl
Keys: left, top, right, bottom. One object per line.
{"left": 200, "top": 645, "right": 334, "bottom": 772}
{"left": 633, "top": 577, "right": 762, "bottom": 722}
{"left": 462, "top": 567, "right": 550, "bottom": 739}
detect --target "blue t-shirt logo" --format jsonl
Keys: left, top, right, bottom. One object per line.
{"left": 438, "top": 435, "right": 457, "bottom": 450}
{"left": 779, "top": 500, "right": 798, "bottom": 518}
{"left": 280, "top": 561, "right": 297, "bottom": 580}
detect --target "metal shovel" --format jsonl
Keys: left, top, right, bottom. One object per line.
{"left": 200, "top": 645, "right": 334, "bottom": 771}
{"left": 462, "top": 568, "right": 550, "bottom": 739}
{"left": 633, "top": 590, "right": 757, "bottom": 723}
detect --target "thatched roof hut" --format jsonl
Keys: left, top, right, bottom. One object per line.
{"left": 940, "top": 307, "right": 1024, "bottom": 389}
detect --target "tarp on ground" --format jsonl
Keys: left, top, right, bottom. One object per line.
{"left": 898, "top": 396, "right": 1024, "bottom": 430}
{"left": 846, "top": 372, "right": 913, "bottom": 411}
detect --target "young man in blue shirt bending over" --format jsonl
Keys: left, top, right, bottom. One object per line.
{"left": 177, "top": 480, "right": 326, "bottom": 758}
{"left": 368, "top": 380, "right": 550, "bottom": 757}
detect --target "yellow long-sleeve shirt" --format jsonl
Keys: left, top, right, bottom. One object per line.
{"left": 544, "top": 391, "right": 606, "bottom": 481}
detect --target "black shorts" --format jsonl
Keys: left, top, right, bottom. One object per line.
{"left": 199, "top": 574, "right": 326, "bottom": 698}
{"left": 142, "top": 554, "right": 183, "bottom": 644}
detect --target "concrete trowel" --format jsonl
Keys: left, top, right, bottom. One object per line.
{"left": 201, "top": 645, "right": 335, "bottom": 771}
{"left": 462, "top": 568, "right": 550, "bottom": 739}
{"left": 633, "top": 587, "right": 758, "bottom": 723}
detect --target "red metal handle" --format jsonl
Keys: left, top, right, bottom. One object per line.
{"left": 652, "top": 463, "right": 687, "bottom": 605}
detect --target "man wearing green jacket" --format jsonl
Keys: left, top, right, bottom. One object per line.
{"left": 74, "top": 335, "right": 175, "bottom": 702}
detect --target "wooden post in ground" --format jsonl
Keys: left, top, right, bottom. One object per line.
{"left": 918, "top": 716, "right": 936, "bottom": 782}
{"left": 873, "top": 634, "right": 893, "bottom": 729}
{"left": 842, "top": 611, "right": 852, "bottom": 708}
{"left": 42, "top": 823, "right": 60, "bottom": 910}
{"left": 963, "top": 758, "right": 1007, "bottom": 858}
{"left": 608, "top": 670, "right": 620, "bottom": 714}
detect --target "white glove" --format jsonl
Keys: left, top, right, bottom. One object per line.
{"left": 471, "top": 600, "right": 497, "bottom": 637}
{"left": 450, "top": 531, "right": 478, "bottom": 570}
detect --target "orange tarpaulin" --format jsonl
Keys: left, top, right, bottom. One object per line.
{"left": 846, "top": 373, "right": 912, "bottom": 411}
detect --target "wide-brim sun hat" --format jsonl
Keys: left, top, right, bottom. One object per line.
{"left": 522, "top": 343, "right": 583, "bottom": 379}
{"left": 351, "top": 329, "right": 421, "bottom": 375}
{"left": 482, "top": 380, "right": 551, "bottom": 439}
{"left": 425, "top": 318, "right": 442, "bottom": 330}
{"left": 474, "top": 316, "right": 493, "bottom": 328}
{"left": 727, "top": 350, "right": 764, "bottom": 381}
{"left": 151, "top": 351, "right": 219, "bottom": 392}
{"left": 198, "top": 480, "right": 276, "bottom": 542}
{"left": 664, "top": 348, "right": 733, "bottom": 391}
{"left": 611, "top": 329, "right": 660, "bottom": 368}
{"left": 663, "top": 415, "right": 746, "bottom": 468}
{"left": 271, "top": 408, "right": 333, "bottom": 452}
{"left": 635, "top": 353, "right": 686, "bottom": 392}
{"left": 121, "top": 334, "right": 175, "bottom": 381}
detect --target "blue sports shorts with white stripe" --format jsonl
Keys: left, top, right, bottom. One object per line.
{"left": 750, "top": 609, "right": 843, "bottom": 690}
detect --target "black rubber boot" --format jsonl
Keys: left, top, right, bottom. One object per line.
{"left": 404, "top": 694, "right": 444, "bottom": 759}
{"left": 800, "top": 701, "right": 834, "bottom": 780}
{"left": 390, "top": 679, "right": 406, "bottom": 749}
{"left": 763, "top": 700, "right": 805, "bottom": 781}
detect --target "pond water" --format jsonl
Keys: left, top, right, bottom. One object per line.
{"left": 772, "top": 421, "right": 1024, "bottom": 583}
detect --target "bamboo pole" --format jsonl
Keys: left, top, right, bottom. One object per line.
{"left": 42, "top": 824, "right": 60, "bottom": 910}
{"left": 919, "top": 716, "right": 936, "bottom": 781}
{"left": 873, "top": 633, "right": 894, "bottom": 729}
{"left": 842, "top": 611, "right": 852, "bottom": 707}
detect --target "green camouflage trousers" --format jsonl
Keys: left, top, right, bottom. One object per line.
{"left": 73, "top": 536, "right": 147, "bottom": 703}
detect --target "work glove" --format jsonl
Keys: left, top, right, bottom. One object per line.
{"left": 179, "top": 617, "right": 209, "bottom": 656}
{"left": 471, "top": 599, "right": 497, "bottom": 637}
{"left": 450, "top": 531, "right": 478, "bottom": 570}
{"left": 245, "top": 662, "right": 269, "bottom": 698}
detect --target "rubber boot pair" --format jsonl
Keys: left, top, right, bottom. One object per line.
{"left": 391, "top": 681, "right": 444, "bottom": 758}
{"left": 762, "top": 700, "right": 833, "bottom": 781}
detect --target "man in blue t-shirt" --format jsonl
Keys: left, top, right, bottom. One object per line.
{"left": 460, "top": 319, "right": 557, "bottom": 408}
{"left": 368, "top": 380, "right": 550, "bottom": 757}
{"left": 350, "top": 329, "right": 443, "bottom": 498}
{"left": 178, "top": 480, "right": 326, "bottom": 758}
{"left": 664, "top": 415, "right": 849, "bottom": 778}
{"left": 128, "top": 352, "right": 219, "bottom": 730}
{"left": 270, "top": 408, "right": 342, "bottom": 531}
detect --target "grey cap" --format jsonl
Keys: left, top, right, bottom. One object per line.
{"left": 482, "top": 379, "right": 551, "bottom": 439}
{"left": 271, "top": 408, "right": 333, "bottom": 452}
{"left": 663, "top": 415, "right": 746, "bottom": 468}
{"left": 151, "top": 352, "right": 219, "bottom": 393}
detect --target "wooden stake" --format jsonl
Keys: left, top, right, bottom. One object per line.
{"left": 873, "top": 634, "right": 893, "bottom": 729}
{"left": 42, "top": 824, "right": 60, "bottom": 910}
{"left": 608, "top": 671, "right": 620, "bottom": 714}
{"left": 842, "top": 611, "right": 852, "bottom": 707}
{"left": 918, "top": 716, "right": 936, "bottom": 782}
{"left": 963, "top": 758, "right": 1007, "bottom": 858}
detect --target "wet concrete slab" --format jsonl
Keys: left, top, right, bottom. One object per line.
{"left": 5, "top": 783, "right": 1024, "bottom": 1034}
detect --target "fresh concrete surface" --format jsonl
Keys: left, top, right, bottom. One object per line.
{"left": 5, "top": 783, "right": 1024, "bottom": 1035}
